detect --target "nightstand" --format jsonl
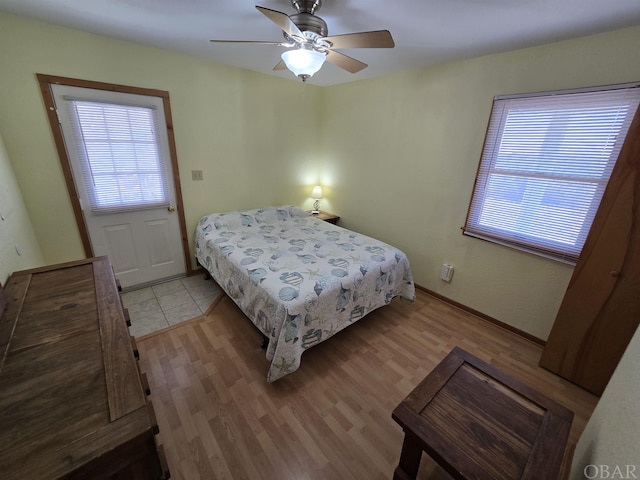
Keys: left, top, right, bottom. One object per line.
{"left": 309, "top": 210, "right": 340, "bottom": 225}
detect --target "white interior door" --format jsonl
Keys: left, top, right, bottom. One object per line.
{"left": 51, "top": 85, "right": 186, "bottom": 288}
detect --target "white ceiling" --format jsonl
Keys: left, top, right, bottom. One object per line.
{"left": 2, "top": 0, "right": 640, "bottom": 87}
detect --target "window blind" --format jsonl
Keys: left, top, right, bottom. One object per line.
{"left": 65, "top": 99, "right": 170, "bottom": 214}
{"left": 464, "top": 84, "right": 640, "bottom": 263}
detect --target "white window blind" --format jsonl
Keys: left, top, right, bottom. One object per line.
{"left": 464, "top": 84, "right": 640, "bottom": 263}
{"left": 65, "top": 98, "right": 170, "bottom": 214}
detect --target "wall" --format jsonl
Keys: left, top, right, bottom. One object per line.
{"left": 0, "top": 12, "right": 322, "bottom": 270}
{"left": 322, "top": 25, "right": 640, "bottom": 339}
{"left": 570, "top": 325, "right": 640, "bottom": 478}
{"left": 0, "top": 131, "right": 43, "bottom": 284}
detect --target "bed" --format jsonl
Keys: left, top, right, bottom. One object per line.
{"left": 195, "top": 205, "right": 415, "bottom": 382}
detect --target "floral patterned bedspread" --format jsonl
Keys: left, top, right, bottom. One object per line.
{"left": 195, "top": 205, "right": 415, "bottom": 382}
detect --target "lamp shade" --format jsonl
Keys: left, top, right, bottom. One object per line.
{"left": 281, "top": 48, "right": 326, "bottom": 78}
{"left": 311, "top": 185, "right": 323, "bottom": 199}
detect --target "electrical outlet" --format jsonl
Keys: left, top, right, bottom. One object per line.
{"left": 192, "top": 170, "right": 203, "bottom": 181}
{"left": 440, "top": 264, "right": 454, "bottom": 282}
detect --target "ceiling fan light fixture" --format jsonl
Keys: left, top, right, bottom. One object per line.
{"left": 211, "top": 2, "right": 394, "bottom": 80}
{"left": 281, "top": 47, "right": 326, "bottom": 81}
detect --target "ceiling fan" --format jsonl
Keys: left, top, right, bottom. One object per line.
{"left": 210, "top": 0, "right": 395, "bottom": 82}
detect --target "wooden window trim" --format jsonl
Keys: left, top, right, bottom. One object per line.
{"left": 463, "top": 82, "right": 640, "bottom": 263}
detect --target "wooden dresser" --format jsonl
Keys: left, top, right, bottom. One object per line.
{"left": 0, "top": 257, "right": 169, "bottom": 480}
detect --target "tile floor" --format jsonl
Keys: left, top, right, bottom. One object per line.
{"left": 122, "top": 275, "right": 222, "bottom": 338}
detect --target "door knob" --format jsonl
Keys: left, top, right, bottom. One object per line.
{"left": 167, "top": 204, "right": 176, "bottom": 212}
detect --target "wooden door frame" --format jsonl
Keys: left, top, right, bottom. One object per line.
{"left": 37, "top": 73, "right": 194, "bottom": 277}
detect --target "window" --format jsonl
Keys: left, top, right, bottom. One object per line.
{"left": 65, "top": 99, "right": 169, "bottom": 214}
{"left": 464, "top": 83, "right": 640, "bottom": 263}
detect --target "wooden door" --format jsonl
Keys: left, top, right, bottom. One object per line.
{"left": 539, "top": 107, "right": 640, "bottom": 396}
{"left": 39, "top": 76, "right": 189, "bottom": 289}
{"left": 51, "top": 84, "right": 186, "bottom": 288}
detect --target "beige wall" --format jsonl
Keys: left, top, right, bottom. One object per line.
{"left": 322, "top": 25, "right": 640, "bottom": 339}
{"left": 0, "top": 12, "right": 321, "bottom": 270}
{"left": 570, "top": 325, "right": 640, "bottom": 478}
{"left": 0, "top": 131, "right": 43, "bottom": 284}
{"left": 2, "top": 11, "right": 640, "bottom": 340}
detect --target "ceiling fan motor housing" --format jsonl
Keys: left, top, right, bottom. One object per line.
{"left": 292, "top": 0, "right": 322, "bottom": 15}
{"left": 290, "top": 13, "right": 327, "bottom": 36}
{"left": 290, "top": 0, "right": 327, "bottom": 36}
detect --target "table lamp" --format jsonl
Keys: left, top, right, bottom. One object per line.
{"left": 311, "top": 185, "right": 323, "bottom": 214}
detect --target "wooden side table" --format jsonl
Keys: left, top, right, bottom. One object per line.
{"left": 308, "top": 210, "right": 340, "bottom": 224}
{"left": 392, "top": 347, "right": 574, "bottom": 480}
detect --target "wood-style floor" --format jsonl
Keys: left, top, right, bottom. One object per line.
{"left": 137, "top": 289, "right": 599, "bottom": 480}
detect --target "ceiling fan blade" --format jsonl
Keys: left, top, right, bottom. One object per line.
{"left": 256, "top": 6, "right": 304, "bottom": 39}
{"left": 325, "top": 50, "right": 367, "bottom": 73}
{"left": 210, "top": 40, "right": 287, "bottom": 46}
{"left": 324, "top": 30, "right": 395, "bottom": 49}
{"left": 273, "top": 60, "right": 287, "bottom": 71}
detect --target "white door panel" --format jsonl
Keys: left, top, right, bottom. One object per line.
{"left": 101, "top": 223, "right": 139, "bottom": 274}
{"left": 146, "top": 218, "right": 174, "bottom": 266}
{"left": 52, "top": 84, "right": 185, "bottom": 288}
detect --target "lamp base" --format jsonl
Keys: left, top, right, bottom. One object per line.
{"left": 311, "top": 210, "right": 320, "bottom": 215}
